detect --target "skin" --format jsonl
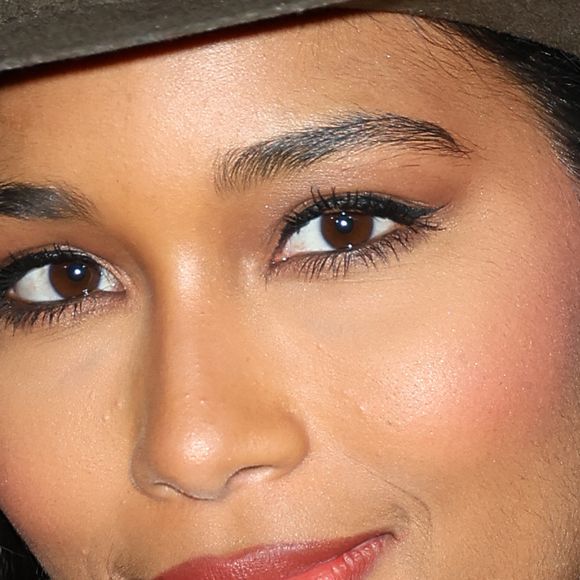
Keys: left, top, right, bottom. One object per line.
{"left": 0, "top": 11, "right": 579, "bottom": 580}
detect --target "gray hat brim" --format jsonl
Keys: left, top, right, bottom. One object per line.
{"left": 1, "top": 0, "right": 578, "bottom": 74}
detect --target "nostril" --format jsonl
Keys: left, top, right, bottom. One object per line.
{"left": 157, "top": 480, "right": 225, "bottom": 502}
{"left": 226, "top": 465, "right": 277, "bottom": 491}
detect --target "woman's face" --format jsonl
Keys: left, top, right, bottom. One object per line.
{"left": 0, "top": 11, "right": 578, "bottom": 580}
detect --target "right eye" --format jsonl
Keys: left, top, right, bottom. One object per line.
{"left": 7, "top": 257, "right": 122, "bottom": 304}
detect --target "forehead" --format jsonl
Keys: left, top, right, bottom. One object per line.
{"left": 0, "top": 11, "right": 525, "bottom": 201}
{"left": 0, "top": 16, "right": 498, "bottom": 128}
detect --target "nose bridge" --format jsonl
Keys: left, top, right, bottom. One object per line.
{"left": 131, "top": 295, "right": 309, "bottom": 501}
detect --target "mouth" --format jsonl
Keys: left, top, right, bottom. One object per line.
{"left": 155, "top": 532, "right": 392, "bottom": 580}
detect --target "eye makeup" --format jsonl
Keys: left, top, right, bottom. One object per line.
{"left": 0, "top": 244, "right": 123, "bottom": 332}
{"left": 0, "top": 188, "right": 445, "bottom": 332}
{"left": 270, "top": 188, "right": 444, "bottom": 280}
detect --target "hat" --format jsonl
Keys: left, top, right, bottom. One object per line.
{"left": 0, "top": 0, "right": 578, "bottom": 74}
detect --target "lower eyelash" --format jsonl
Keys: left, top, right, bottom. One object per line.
{"left": 0, "top": 298, "right": 87, "bottom": 334}
{"left": 269, "top": 221, "right": 440, "bottom": 281}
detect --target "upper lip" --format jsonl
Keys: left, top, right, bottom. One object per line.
{"left": 154, "top": 531, "right": 389, "bottom": 580}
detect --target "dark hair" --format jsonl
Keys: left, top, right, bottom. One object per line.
{"left": 0, "top": 18, "right": 579, "bottom": 580}
{"left": 0, "top": 511, "right": 48, "bottom": 579}
{"left": 442, "top": 21, "right": 580, "bottom": 182}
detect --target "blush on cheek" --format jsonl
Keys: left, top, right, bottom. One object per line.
{"left": 0, "top": 452, "right": 61, "bottom": 557}
{"left": 413, "top": 341, "right": 557, "bottom": 441}
{"left": 390, "top": 296, "right": 576, "bottom": 463}
{"left": 337, "top": 268, "right": 578, "bottom": 478}
{"left": 0, "top": 337, "right": 132, "bottom": 573}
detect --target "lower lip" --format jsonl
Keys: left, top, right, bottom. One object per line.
{"left": 290, "top": 536, "right": 387, "bottom": 580}
{"left": 156, "top": 534, "right": 391, "bottom": 580}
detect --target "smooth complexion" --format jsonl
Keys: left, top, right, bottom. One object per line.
{"left": 0, "top": 12, "right": 579, "bottom": 579}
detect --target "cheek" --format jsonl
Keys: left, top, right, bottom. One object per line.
{"left": 0, "top": 326, "right": 134, "bottom": 568}
{"left": 391, "top": 226, "right": 580, "bottom": 453}
{"left": 313, "top": 296, "right": 574, "bottom": 479}
{"left": 272, "top": 202, "right": 580, "bottom": 479}
{"left": 406, "top": 287, "right": 569, "bottom": 457}
{"left": 387, "top": 308, "right": 569, "bottom": 446}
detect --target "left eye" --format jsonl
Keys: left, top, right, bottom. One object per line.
{"left": 279, "top": 211, "right": 397, "bottom": 259}
{"left": 9, "top": 260, "right": 121, "bottom": 303}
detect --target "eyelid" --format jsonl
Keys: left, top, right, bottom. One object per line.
{"left": 286, "top": 186, "right": 437, "bottom": 221}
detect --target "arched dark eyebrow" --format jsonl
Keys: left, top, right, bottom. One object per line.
{"left": 215, "top": 111, "right": 471, "bottom": 193}
{"left": 0, "top": 181, "right": 95, "bottom": 221}
{"left": 0, "top": 113, "right": 469, "bottom": 221}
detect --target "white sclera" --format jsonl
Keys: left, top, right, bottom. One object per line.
{"left": 281, "top": 215, "right": 398, "bottom": 259}
{"left": 11, "top": 264, "right": 120, "bottom": 303}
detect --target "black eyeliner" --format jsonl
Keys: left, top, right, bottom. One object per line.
{"left": 0, "top": 245, "right": 86, "bottom": 294}
{"left": 271, "top": 188, "right": 445, "bottom": 280}
{"left": 280, "top": 189, "right": 440, "bottom": 244}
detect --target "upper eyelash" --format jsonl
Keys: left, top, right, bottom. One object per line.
{"left": 279, "top": 188, "right": 441, "bottom": 241}
{"left": 0, "top": 244, "right": 90, "bottom": 291}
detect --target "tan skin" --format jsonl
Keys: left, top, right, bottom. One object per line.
{"left": 0, "top": 11, "right": 579, "bottom": 580}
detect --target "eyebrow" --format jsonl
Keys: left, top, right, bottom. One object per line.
{"left": 215, "top": 111, "right": 470, "bottom": 193}
{"left": 0, "top": 181, "right": 96, "bottom": 221}
{"left": 0, "top": 113, "right": 469, "bottom": 221}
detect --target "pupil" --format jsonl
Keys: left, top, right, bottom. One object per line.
{"left": 67, "top": 263, "right": 88, "bottom": 282}
{"left": 334, "top": 212, "right": 354, "bottom": 234}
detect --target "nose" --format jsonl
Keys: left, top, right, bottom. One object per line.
{"left": 131, "top": 308, "right": 309, "bottom": 501}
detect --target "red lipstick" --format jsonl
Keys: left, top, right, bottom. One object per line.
{"left": 155, "top": 533, "right": 390, "bottom": 580}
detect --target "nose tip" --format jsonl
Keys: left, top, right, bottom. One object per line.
{"left": 131, "top": 408, "right": 309, "bottom": 502}
{"left": 130, "top": 298, "right": 310, "bottom": 503}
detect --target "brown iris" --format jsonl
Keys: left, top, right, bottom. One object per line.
{"left": 48, "top": 261, "right": 100, "bottom": 299}
{"left": 321, "top": 211, "right": 373, "bottom": 250}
